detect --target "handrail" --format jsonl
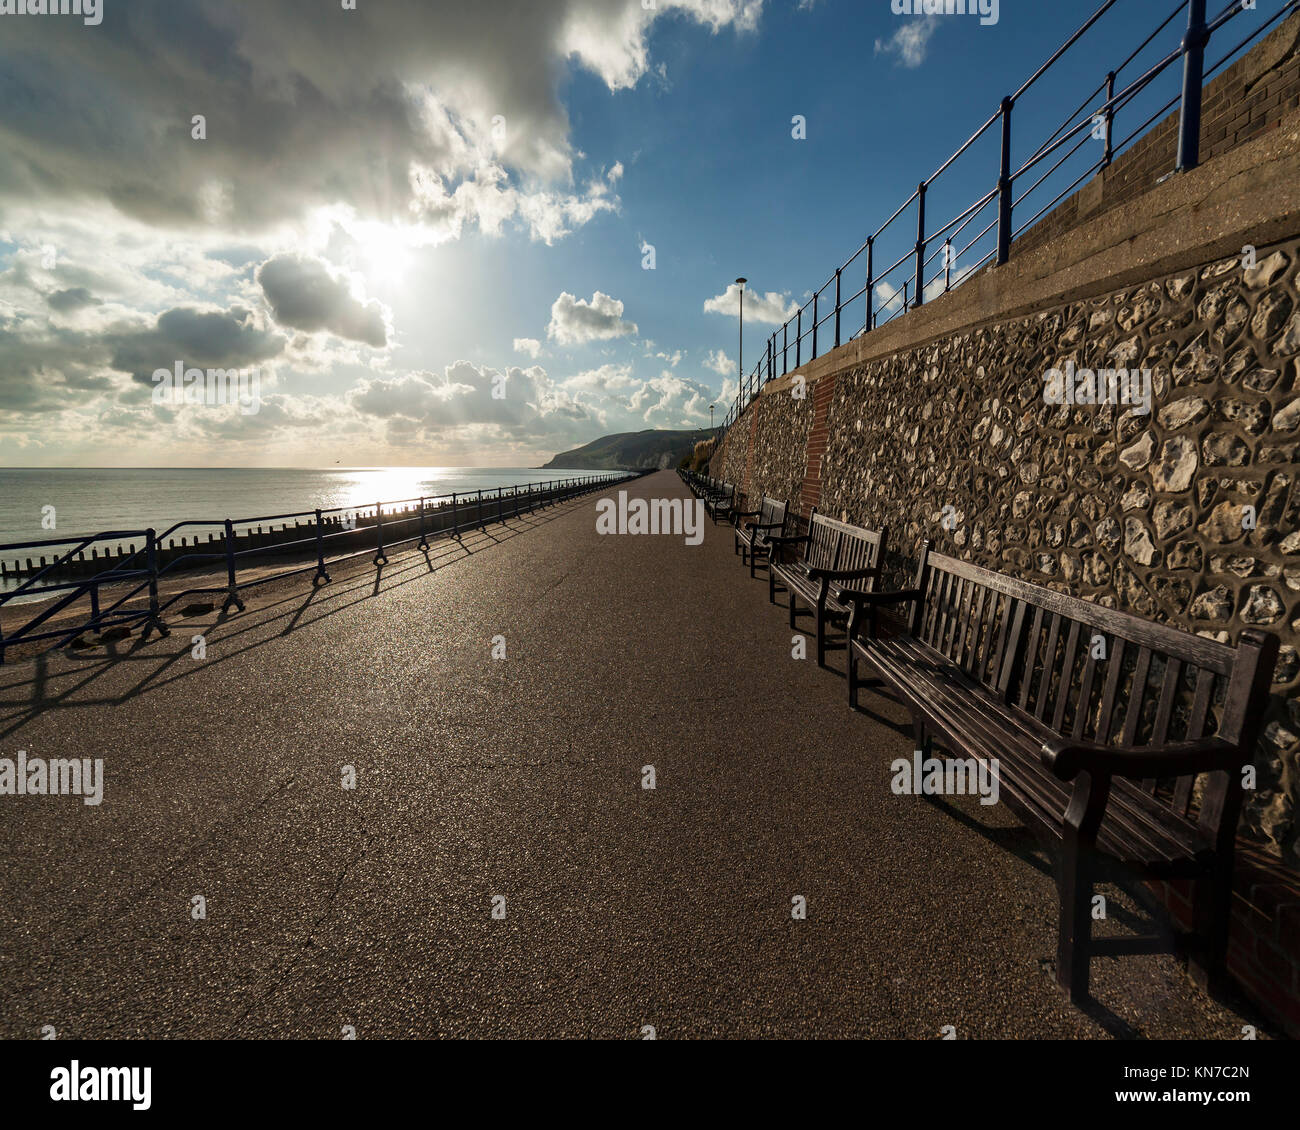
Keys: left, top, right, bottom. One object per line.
{"left": 718, "top": 0, "right": 1295, "bottom": 435}
{"left": 0, "top": 472, "right": 642, "bottom": 662}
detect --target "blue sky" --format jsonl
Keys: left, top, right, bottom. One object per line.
{"left": 0, "top": 0, "right": 1259, "bottom": 466}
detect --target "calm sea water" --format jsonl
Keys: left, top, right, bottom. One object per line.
{"left": 0, "top": 467, "right": 619, "bottom": 547}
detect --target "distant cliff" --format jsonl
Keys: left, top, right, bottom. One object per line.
{"left": 543, "top": 428, "right": 715, "bottom": 470}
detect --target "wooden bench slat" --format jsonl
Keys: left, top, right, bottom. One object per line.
{"left": 1035, "top": 613, "right": 1063, "bottom": 722}
{"left": 1051, "top": 620, "right": 1083, "bottom": 734}
{"left": 1017, "top": 605, "right": 1045, "bottom": 713}
{"left": 1095, "top": 637, "right": 1127, "bottom": 745}
{"left": 928, "top": 551, "right": 1235, "bottom": 675}
{"left": 867, "top": 637, "right": 1210, "bottom": 870}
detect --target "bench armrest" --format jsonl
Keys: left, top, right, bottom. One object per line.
{"left": 747, "top": 521, "right": 784, "bottom": 532}
{"left": 807, "top": 565, "right": 883, "bottom": 582}
{"left": 1041, "top": 736, "right": 1241, "bottom": 782}
{"left": 767, "top": 534, "right": 811, "bottom": 546}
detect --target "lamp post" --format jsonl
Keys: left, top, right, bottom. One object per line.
{"left": 736, "top": 278, "right": 747, "bottom": 390}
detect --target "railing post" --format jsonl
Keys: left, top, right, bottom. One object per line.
{"left": 478, "top": 489, "right": 484, "bottom": 530}
{"left": 767, "top": 338, "right": 773, "bottom": 384}
{"left": 451, "top": 492, "right": 459, "bottom": 537}
{"left": 1102, "top": 71, "right": 1116, "bottom": 168}
{"left": 1176, "top": 0, "right": 1208, "bottom": 172}
{"left": 142, "top": 528, "right": 168, "bottom": 641}
{"left": 997, "top": 95, "right": 1013, "bottom": 266}
{"left": 913, "top": 181, "right": 927, "bottom": 308}
{"left": 225, "top": 518, "right": 249, "bottom": 609}
{"left": 834, "top": 267, "right": 842, "bottom": 349}
{"left": 865, "top": 237, "right": 874, "bottom": 333}
{"left": 944, "top": 239, "right": 953, "bottom": 293}
{"left": 812, "top": 292, "right": 819, "bottom": 358}
{"left": 796, "top": 307, "right": 802, "bottom": 368}
{"left": 417, "top": 496, "right": 429, "bottom": 551}
{"left": 498, "top": 487, "right": 503, "bottom": 524}
{"left": 374, "top": 502, "right": 388, "bottom": 566}
{"left": 783, "top": 321, "right": 789, "bottom": 375}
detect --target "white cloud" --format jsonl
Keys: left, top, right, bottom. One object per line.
{"left": 874, "top": 18, "right": 938, "bottom": 68}
{"left": 547, "top": 290, "right": 638, "bottom": 345}
{"left": 703, "top": 282, "right": 798, "bottom": 326}
{"left": 514, "top": 338, "right": 544, "bottom": 358}
{"left": 704, "top": 348, "right": 734, "bottom": 376}
{"left": 565, "top": 363, "right": 638, "bottom": 394}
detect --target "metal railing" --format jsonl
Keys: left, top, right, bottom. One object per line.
{"left": 720, "top": 0, "right": 1297, "bottom": 433}
{"left": 0, "top": 472, "right": 639, "bottom": 663}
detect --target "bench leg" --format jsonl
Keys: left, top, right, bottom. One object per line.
{"left": 749, "top": 546, "right": 760, "bottom": 580}
{"left": 1055, "top": 770, "right": 1109, "bottom": 1006}
{"left": 769, "top": 567, "right": 777, "bottom": 604}
{"left": 1056, "top": 836, "right": 1095, "bottom": 1005}
{"left": 815, "top": 610, "right": 827, "bottom": 668}
{"left": 848, "top": 648, "right": 858, "bottom": 707}
{"left": 912, "top": 717, "right": 932, "bottom": 758}
{"left": 1189, "top": 857, "right": 1233, "bottom": 995}
{"left": 789, "top": 591, "right": 799, "bottom": 630}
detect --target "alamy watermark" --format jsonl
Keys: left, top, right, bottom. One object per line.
{"left": 0, "top": 0, "right": 102, "bottom": 25}
{"left": 152, "top": 362, "right": 262, "bottom": 416}
{"left": 892, "top": 750, "right": 999, "bottom": 805}
{"left": 891, "top": 0, "right": 999, "bottom": 27}
{"left": 0, "top": 751, "right": 104, "bottom": 806}
{"left": 595, "top": 492, "right": 705, "bottom": 546}
{"left": 1042, "top": 360, "right": 1152, "bottom": 416}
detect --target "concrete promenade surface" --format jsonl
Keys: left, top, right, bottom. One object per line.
{"left": 0, "top": 471, "right": 1274, "bottom": 1039}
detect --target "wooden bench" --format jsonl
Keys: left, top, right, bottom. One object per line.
{"left": 705, "top": 481, "right": 736, "bottom": 525}
{"left": 733, "top": 496, "right": 788, "bottom": 579}
{"left": 768, "top": 510, "right": 888, "bottom": 667}
{"left": 843, "top": 543, "right": 1280, "bottom": 1004}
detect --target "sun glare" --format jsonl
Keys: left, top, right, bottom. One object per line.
{"left": 357, "top": 222, "right": 417, "bottom": 285}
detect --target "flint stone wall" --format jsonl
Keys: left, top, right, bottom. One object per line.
{"left": 714, "top": 236, "right": 1300, "bottom": 865}
{"left": 746, "top": 390, "right": 813, "bottom": 509}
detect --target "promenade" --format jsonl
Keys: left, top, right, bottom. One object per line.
{"left": 0, "top": 472, "right": 1273, "bottom": 1039}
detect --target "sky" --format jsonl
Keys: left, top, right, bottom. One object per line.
{"left": 0, "top": 0, "right": 1248, "bottom": 467}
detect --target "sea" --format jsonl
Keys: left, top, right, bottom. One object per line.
{"left": 0, "top": 466, "right": 618, "bottom": 550}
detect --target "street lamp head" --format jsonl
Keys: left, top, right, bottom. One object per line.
{"left": 735, "top": 277, "right": 747, "bottom": 287}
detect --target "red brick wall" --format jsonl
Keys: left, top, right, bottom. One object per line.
{"left": 1149, "top": 845, "right": 1300, "bottom": 1037}
{"left": 800, "top": 374, "right": 837, "bottom": 519}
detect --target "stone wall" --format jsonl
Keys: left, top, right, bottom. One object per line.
{"left": 713, "top": 235, "right": 1300, "bottom": 865}
{"left": 746, "top": 390, "right": 812, "bottom": 509}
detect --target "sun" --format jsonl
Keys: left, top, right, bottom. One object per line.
{"left": 356, "top": 222, "right": 417, "bottom": 286}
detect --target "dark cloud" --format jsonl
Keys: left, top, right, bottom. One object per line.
{"left": 257, "top": 254, "right": 389, "bottom": 348}
{"left": 107, "top": 306, "right": 284, "bottom": 381}
{"left": 46, "top": 287, "right": 100, "bottom": 312}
